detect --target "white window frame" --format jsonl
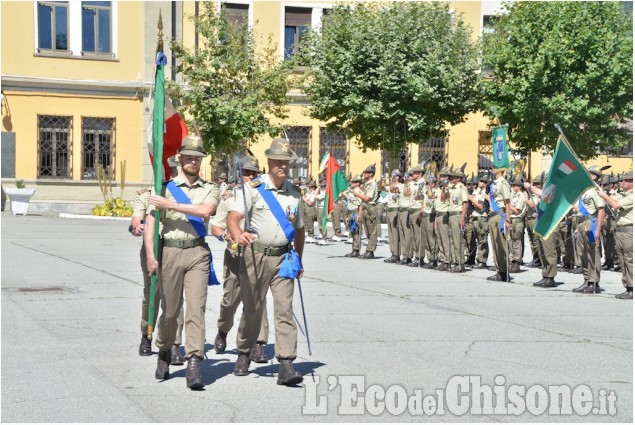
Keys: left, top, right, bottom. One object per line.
{"left": 279, "top": 1, "right": 336, "bottom": 61}
{"left": 33, "top": 0, "right": 118, "bottom": 58}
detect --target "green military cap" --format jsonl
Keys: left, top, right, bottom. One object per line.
{"left": 532, "top": 175, "right": 542, "bottom": 184}
{"left": 240, "top": 153, "right": 260, "bottom": 173}
{"left": 178, "top": 135, "right": 207, "bottom": 157}
{"left": 511, "top": 176, "right": 524, "bottom": 186}
{"left": 351, "top": 174, "right": 363, "bottom": 182}
{"left": 619, "top": 170, "right": 633, "bottom": 180}
{"left": 587, "top": 165, "right": 604, "bottom": 178}
{"left": 364, "top": 163, "right": 376, "bottom": 174}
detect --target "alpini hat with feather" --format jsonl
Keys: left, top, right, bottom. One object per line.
{"left": 265, "top": 138, "right": 297, "bottom": 161}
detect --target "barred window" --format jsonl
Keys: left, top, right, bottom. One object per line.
{"left": 418, "top": 132, "right": 447, "bottom": 172}
{"left": 381, "top": 148, "right": 408, "bottom": 177}
{"left": 286, "top": 126, "right": 311, "bottom": 180}
{"left": 477, "top": 130, "right": 493, "bottom": 173}
{"left": 82, "top": 117, "right": 115, "bottom": 179}
{"left": 319, "top": 127, "right": 347, "bottom": 175}
{"left": 38, "top": 115, "right": 72, "bottom": 178}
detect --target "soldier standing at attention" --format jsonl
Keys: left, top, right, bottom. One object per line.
{"left": 353, "top": 164, "right": 379, "bottom": 259}
{"left": 408, "top": 165, "right": 425, "bottom": 267}
{"left": 487, "top": 167, "right": 512, "bottom": 282}
{"left": 523, "top": 180, "right": 558, "bottom": 288}
{"left": 344, "top": 175, "right": 364, "bottom": 258}
{"left": 227, "top": 137, "right": 305, "bottom": 386}
{"left": 397, "top": 171, "right": 414, "bottom": 264}
{"left": 421, "top": 174, "right": 438, "bottom": 269}
{"left": 466, "top": 174, "right": 490, "bottom": 269}
{"left": 302, "top": 180, "right": 318, "bottom": 243}
{"left": 211, "top": 154, "right": 270, "bottom": 363}
{"left": 384, "top": 170, "right": 402, "bottom": 263}
{"left": 571, "top": 166, "right": 606, "bottom": 294}
{"left": 597, "top": 171, "right": 632, "bottom": 299}
{"left": 508, "top": 177, "right": 527, "bottom": 273}
{"left": 145, "top": 136, "right": 220, "bottom": 390}
{"left": 434, "top": 167, "right": 452, "bottom": 271}
{"left": 446, "top": 167, "right": 469, "bottom": 273}
{"left": 525, "top": 176, "right": 542, "bottom": 268}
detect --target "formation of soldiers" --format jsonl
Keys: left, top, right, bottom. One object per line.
{"left": 128, "top": 140, "right": 632, "bottom": 391}
{"left": 299, "top": 163, "right": 633, "bottom": 299}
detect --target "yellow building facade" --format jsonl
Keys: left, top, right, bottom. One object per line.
{"left": 1, "top": 1, "right": 631, "bottom": 213}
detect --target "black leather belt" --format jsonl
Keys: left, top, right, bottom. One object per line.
{"left": 162, "top": 237, "right": 206, "bottom": 249}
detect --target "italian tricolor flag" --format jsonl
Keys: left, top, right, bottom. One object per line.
{"left": 318, "top": 152, "right": 349, "bottom": 229}
{"left": 556, "top": 159, "right": 577, "bottom": 179}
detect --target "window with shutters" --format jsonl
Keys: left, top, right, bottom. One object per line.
{"left": 38, "top": 115, "right": 72, "bottom": 178}
{"left": 284, "top": 6, "right": 311, "bottom": 61}
{"left": 223, "top": 2, "right": 248, "bottom": 25}
{"left": 319, "top": 127, "right": 347, "bottom": 175}
{"left": 286, "top": 126, "right": 311, "bottom": 180}
{"left": 82, "top": 117, "right": 115, "bottom": 179}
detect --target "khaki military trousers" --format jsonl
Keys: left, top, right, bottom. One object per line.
{"left": 317, "top": 206, "right": 327, "bottom": 238}
{"left": 304, "top": 206, "right": 318, "bottom": 236}
{"left": 397, "top": 209, "right": 412, "bottom": 258}
{"left": 217, "top": 248, "right": 269, "bottom": 343}
{"left": 525, "top": 216, "right": 538, "bottom": 259}
{"left": 576, "top": 219, "right": 601, "bottom": 283}
{"left": 236, "top": 247, "right": 297, "bottom": 360}
{"left": 362, "top": 204, "right": 379, "bottom": 253}
{"left": 435, "top": 213, "right": 450, "bottom": 264}
{"left": 331, "top": 202, "right": 346, "bottom": 237}
{"left": 140, "top": 245, "right": 185, "bottom": 344}
{"left": 571, "top": 217, "right": 584, "bottom": 268}
{"left": 465, "top": 221, "right": 476, "bottom": 264}
{"left": 556, "top": 219, "right": 574, "bottom": 265}
{"left": 615, "top": 228, "right": 633, "bottom": 288}
{"left": 386, "top": 208, "right": 400, "bottom": 256}
{"left": 488, "top": 214, "right": 509, "bottom": 274}
{"left": 448, "top": 214, "right": 463, "bottom": 265}
{"left": 602, "top": 218, "right": 617, "bottom": 263}
{"left": 156, "top": 245, "right": 209, "bottom": 359}
{"left": 471, "top": 216, "right": 489, "bottom": 264}
{"left": 346, "top": 209, "right": 362, "bottom": 251}
{"left": 421, "top": 213, "right": 437, "bottom": 263}
{"left": 510, "top": 218, "right": 525, "bottom": 263}
{"left": 537, "top": 231, "right": 558, "bottom": 278}
{"left": 409, "top": 210, "right": 423, "bottom": 259}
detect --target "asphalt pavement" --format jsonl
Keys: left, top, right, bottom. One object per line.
{"left": 1, "top": 213, "right": 632, "bottom": 422}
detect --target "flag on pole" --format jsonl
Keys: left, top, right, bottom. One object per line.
{"left": 492, "top": 125, "right": 510, "bottom": 169}
{"left": 318, "top": 152, "right": 349, "bottom": 230}
{"left": 534, "top": 136, "right": 595, "bottom": 239}
{"left": 147, "top": 97, "right": 188, "bottom": 181}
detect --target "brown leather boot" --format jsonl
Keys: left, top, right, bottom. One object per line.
{"left": 214, "top": 331, "right": 227, "bottom": 354}
{"left": 139, "top": 335, "right": 152, "bottom": 356}
{"left": 344, "top": 250, "right": 359, "bottom": 258}
{"left": 155, "top": 350, "right": 171, "bottom": 380}
{"left": 171, "top": 345, "right": 184, "bottom": 365}
{"left": 250, "top": 342, "right": 269, "bottom": 363}
{"left": 233, "top": 352, "right": 251, "bottom": 376}
{"left": 277, "top": 359, "right": 303, "bottom": 386}
{"left": 186, "top": 356, "right": 205, "bottom": 389}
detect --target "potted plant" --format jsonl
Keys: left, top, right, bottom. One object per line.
{"left": 4, "top": 180, "right": 36, "bottom": 215}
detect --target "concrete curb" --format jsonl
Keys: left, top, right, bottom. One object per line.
{"left": 59, "top": 213, "right": 130, "bottom": 221}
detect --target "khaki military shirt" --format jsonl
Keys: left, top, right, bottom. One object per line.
{"left": 304, "top": 189, "right": 317, "bottom": 208}
{"left": 409, "top": 180, "right": 423, "bottom": 210}
{"left": 447, "top": 182, "right": 468, "bottom": 213}
{"left": 316, "top": 190, "right": 325, "bottom": 208}
{"left": 211, "top": 197, "right": 233, "bottom": 230}
{"left": 133, "top": 188, "right": 150, "bottom": 218}
{"left": 386, "top": 183, "right": 400, "bottom": 208}
{"left": 579, "top": 188, "right": 605, "bottom": 216}
{"left": 148, "top": 175, "right": 220, "bottom": 241}
{"left": 614, "top": 190, "right": 633, "bottom": 226}
{"left": 363, "top": 179, "right": 378, "bottom": 206}
{"left": 491, "top": 176, "right": 511, "bottom": 210}
{"left": 346, "top": 186, "right": 363, "bottom": 212}
{"left": 397, "top": 182, "right": 411, "bottom": 209}
{"left": 230, "top": 174, "right": 304, "bottom": 247}
{"left": 526, "top": 192, "right": 540, "bottom": 219}
{"left": 434, "top": 187, "right": 450, "bottom": 213}
{"left": 471, "top": 187, "right": 488, "bottom": 217}
{"left": 422, "top": 186, "right": 435, "bottom": 214}
{"left": 510, "top": 190, "right": 527, "bottom": 219}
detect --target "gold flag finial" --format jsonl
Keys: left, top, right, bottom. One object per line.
{"left": 157, "top": 10, "right": 164, "bottom": 52}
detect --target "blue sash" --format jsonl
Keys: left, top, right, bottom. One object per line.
{"left": 253, "top": 181, "right": 301, "bottom": 278}
{"left": 350, "top": 213, "right": 357, "bottom": 233}
{"left": 166, "top": 181, "right": 221, "bottom": 286}
{"left": 489, "top": 183, "right": 506, "bottom": 234}
{"left": 578, "top": 199, "right": 597, "bottom": 243}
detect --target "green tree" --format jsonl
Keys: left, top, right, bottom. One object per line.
{"left": 482, "top": 1, "right": 633, "bottom": 159}
{"left": 170, "top": 3, "right": 296, "bottom": 155}
{"left": 301, "top": 2, "right": 482, "bottom": 152}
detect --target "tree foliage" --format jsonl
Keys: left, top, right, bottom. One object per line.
{"left": 301, "top": 2, "right": 482, "bottom": 151}
{"left": 482, "top": 1, "right": 633, "bottom": 159}
{"left": 170, "top": 3, "right": 295, "bottom": 155}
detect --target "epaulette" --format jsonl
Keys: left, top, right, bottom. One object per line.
{"left": 250, "top": 180, "right": 263, "bottom": 188}
{"left": 136, "top": 188, "right": 150, "bottom": 195}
